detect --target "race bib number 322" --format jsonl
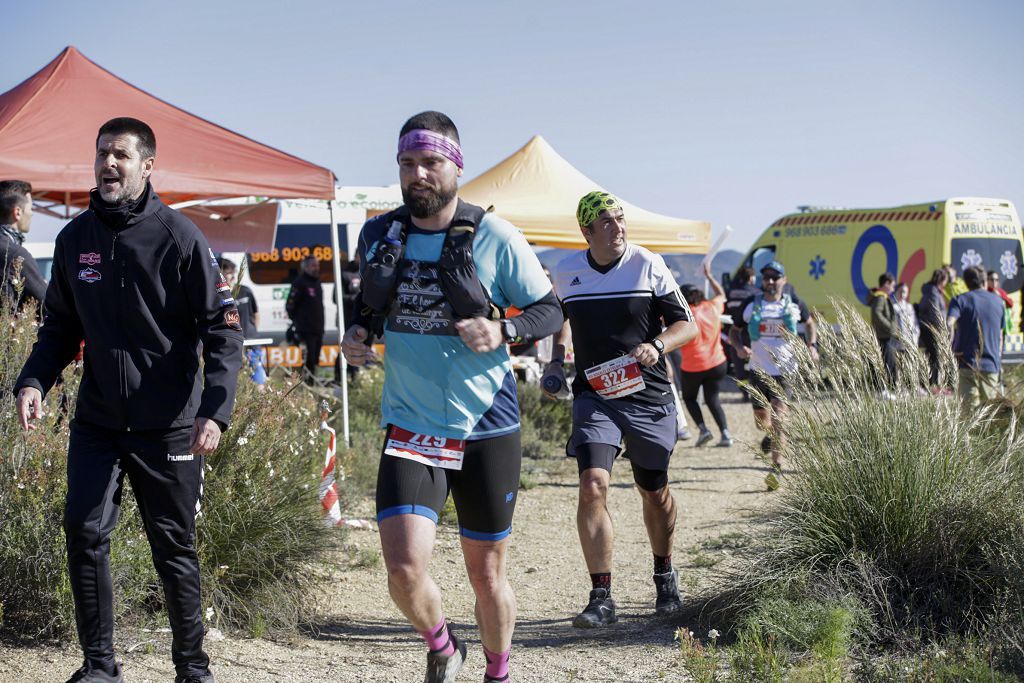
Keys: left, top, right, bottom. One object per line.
{"left": 384, "top": 426, "right": 466, "bottom": 471}
{"left": 584, "top": 354, "right": 646, "bottom": 399}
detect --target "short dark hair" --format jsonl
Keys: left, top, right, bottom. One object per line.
{"left": 736, "top": 266, "right": 755, "bottom": 283}
{"left": 680, "top": 283, "right": 704, "bottom": 305}
{"left": 929, "top": 268, "right": 948, "bottom": 286}
{"left": 987, "top": 270, "right": 999, "bottom": 279}
{"left": 97, "top": 117, "right": 156, "bottom": 159}
{"left": 0, "top": 180, "right": 31, "bottom": 223}
{"left": 218, "top": 257, "right": 237, "bottom": 271}
{"left": 964, "top": 266, "right": 985, "bottom": 290}
{"left": 878, "top": 272, "right": 896, "bottom": 287}
{"left": 399, "top": 111, "right": 460, "bottom": 144}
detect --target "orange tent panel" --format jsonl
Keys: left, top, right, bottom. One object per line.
{"left": 0, "top": 46, "right": 335, "bottom": 207}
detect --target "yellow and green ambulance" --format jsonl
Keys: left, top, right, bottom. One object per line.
{"left": 730, "top": 197, "right": 1024, "bottom": 355}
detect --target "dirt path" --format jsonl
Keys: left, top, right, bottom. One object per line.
{"left": 1, "top": 394, "right": 774, "bottom": 683}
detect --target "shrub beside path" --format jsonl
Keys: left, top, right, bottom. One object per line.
{"left": 0, "top": 398, "right": 770, "bottom": 682}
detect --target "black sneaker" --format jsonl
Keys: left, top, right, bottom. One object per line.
{"left": 175, "top": 674, "right": 214, "bottom": 683}
{"left": 424, "top": 626, "right": 466, "bottom": 683}
{"left": 66, "top": 664, "right": 123, "bottom": 683}
{"left": 653, "top": 569, "right": 683, "bottom": 615}
{"left": 572, "top": 587, "right": 617, "bottom": 628}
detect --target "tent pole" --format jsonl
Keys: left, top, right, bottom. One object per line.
{"left": 328, "top": 199, "right": 350, "bottom": 448}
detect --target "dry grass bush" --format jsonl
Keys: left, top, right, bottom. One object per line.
{"left": 712, "top": 300, "right": 1024, "bottom": 674}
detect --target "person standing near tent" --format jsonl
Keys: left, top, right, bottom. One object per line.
{"left": 340, "top": 111, "right": 562, "bottom": 683}
{"left": 286, "top": 254, "right": 325, "bottom": 383}
{"left": 0, "top": 179, "right": 47, "bottom": 313}
{"left": 14, "top": 117, "right": 243, "bottom": 683}
{"left": 543, "top": 191, "right": 697, "bottom": 629}
{"left": 219, "top": 257, "right": 266, "bottom": 389}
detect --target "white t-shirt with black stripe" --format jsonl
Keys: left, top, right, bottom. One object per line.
{"left": 554, "top": 243, "right": 693, "bottom": 405}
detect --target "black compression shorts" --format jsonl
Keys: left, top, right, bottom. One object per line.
{"left": 375, "top": 426, "right": 522, "bottom": 541}
{"left": 575, "top": 442, "right": 670, "bottom": 492}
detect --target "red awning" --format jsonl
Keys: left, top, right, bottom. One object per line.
{"left": 0, "top": 46, "right": 335, "bottom": 209}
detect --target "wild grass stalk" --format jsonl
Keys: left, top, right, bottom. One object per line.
{"left": 715, "top": 300, "right": 1024, "bottom": 673}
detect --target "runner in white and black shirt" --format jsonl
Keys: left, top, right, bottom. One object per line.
{"left": 542, "top": 191, "right": 697, "bottom": 629}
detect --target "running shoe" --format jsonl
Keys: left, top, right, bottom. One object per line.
{"left": 66, "top": 665, "right": 123, "bottom": 683}
{"left": 484, "top": 676, "right": 510, "bottom": 682}
{"left": 764, "top": 465, "right": 782, "bottom": 492}
{"left": 760, "top": 435, "right": 773, "bottom": 454}
{"left": 653, "top": 569, "right": 683, "bottom": 615}
{"left": 424, "top": 626, "right": 466, "bottom": 683}
{"left": 572, "top": 588, "right": 617, "bottom": 628}
{"left": 695, "top": 429, "right": 713, "bottom": 447}
{"left": 678, "top": 427, "right": 692, "bottom": 440}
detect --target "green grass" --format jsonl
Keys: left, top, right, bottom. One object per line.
{"left": 688, "top": 301, "right": 1024, "bottom": 678}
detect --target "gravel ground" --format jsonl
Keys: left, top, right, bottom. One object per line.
{"left": 1, "top": 392, "right": 777, "bottom": 683}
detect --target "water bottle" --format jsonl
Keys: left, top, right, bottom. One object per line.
{"left": 542, "top": 374, "right": 564, "bottom": 395}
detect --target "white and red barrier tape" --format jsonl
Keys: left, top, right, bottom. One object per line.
{"left": 319, "top": 414, "right": 373, "bottom": 530}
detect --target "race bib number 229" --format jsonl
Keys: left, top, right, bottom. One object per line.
{"left": 384, "top": 426, "right": 466, "bottom": 471}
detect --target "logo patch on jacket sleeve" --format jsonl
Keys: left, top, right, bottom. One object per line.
{"left": 224, "top": 309, "right": 241, "bottom": 330}
{"left": 78, "top": 252, "right": 101, "bottom": 265}
{"left": 78, "top": 267, "right": 102, "bottom": 283}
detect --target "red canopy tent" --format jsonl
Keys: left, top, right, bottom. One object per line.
{"left": 0, "top": 47, "right": 358, "bottom": 443}
{"left": 0, "top": 46, "right": 335, "bottom": 215}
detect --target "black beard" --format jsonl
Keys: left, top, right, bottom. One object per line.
{"left": 403, "top": 182, "right": 457, "bottom": 219}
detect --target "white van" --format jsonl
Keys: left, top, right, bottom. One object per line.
{"left": 23, "top": 241, "right": 55, "bottom": 282}
{"left": 221, "top": 186, "right": 402, "bottom": 348}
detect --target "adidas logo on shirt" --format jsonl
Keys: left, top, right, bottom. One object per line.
{"left": 569, "top": 276, "right": 581, "bottom": 286}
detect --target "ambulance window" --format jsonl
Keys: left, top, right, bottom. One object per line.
{"left": 748, "top": 246, "right": 776, "bottom": 285}
{"left": 951, "top": 238, "right": 1023, "bottom": 294}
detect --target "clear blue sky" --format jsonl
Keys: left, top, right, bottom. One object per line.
{"left": 6, "top": 0, "right": 1023, "bottom": 253}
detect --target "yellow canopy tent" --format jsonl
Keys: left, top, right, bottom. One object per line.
{"left": 459, "top": 135, "right": 710, "bottom": 253}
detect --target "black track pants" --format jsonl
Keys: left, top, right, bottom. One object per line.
{"left": 64, "top": 420, "right": 209, "bottom": 678}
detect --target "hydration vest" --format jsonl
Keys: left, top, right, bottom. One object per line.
{"left": 360, "top": 203, "right": 502, "bottom": 330}
{"left": 747, "top": 292, "right": 798, "bottom": 342}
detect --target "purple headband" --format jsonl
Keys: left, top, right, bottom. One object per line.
{"left": 397, "top": 129, "right": 464, "bottom": 169}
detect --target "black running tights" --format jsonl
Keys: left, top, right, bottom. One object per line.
{"left": 680, "top": 361, "right": 728, "bottom": 432}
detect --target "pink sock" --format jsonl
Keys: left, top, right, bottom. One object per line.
{"left": 418, "top": 617, "right": 455, "bottom": 657}
{"left": 484, "top": 646, "right": 510, "bottom": 681}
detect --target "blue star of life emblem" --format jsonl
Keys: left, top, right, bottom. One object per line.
{"left": 809, "top": 255, "right": 826, "bottom": 280}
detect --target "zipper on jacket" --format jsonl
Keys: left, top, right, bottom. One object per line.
{"left": 110, "top": 229, "right": 129, "bottom": 429}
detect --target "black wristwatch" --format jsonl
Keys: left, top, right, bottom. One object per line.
{"left": 500, "top": 318, "right": 518, "bottom": 343}
{"left": 650, "top": 338, "right": 665, "bottom": 357}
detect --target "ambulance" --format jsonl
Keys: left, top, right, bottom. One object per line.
{"left": 729, "top": 197, "right": 1024, "bottom": 357}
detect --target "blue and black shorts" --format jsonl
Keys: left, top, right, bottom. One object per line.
{"left": 566, "top": 391, "right": 678, "bottom": 491}
{"left": 375, "top": 426, "right": 522, "bottom": 541}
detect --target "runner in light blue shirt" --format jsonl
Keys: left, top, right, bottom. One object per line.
{"left": 341, "top": 111, "right": 562, "bottom": 683}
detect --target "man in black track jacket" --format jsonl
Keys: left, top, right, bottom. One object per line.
{"left": 14, "top": 117, "right": 243, "bottom": 683}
